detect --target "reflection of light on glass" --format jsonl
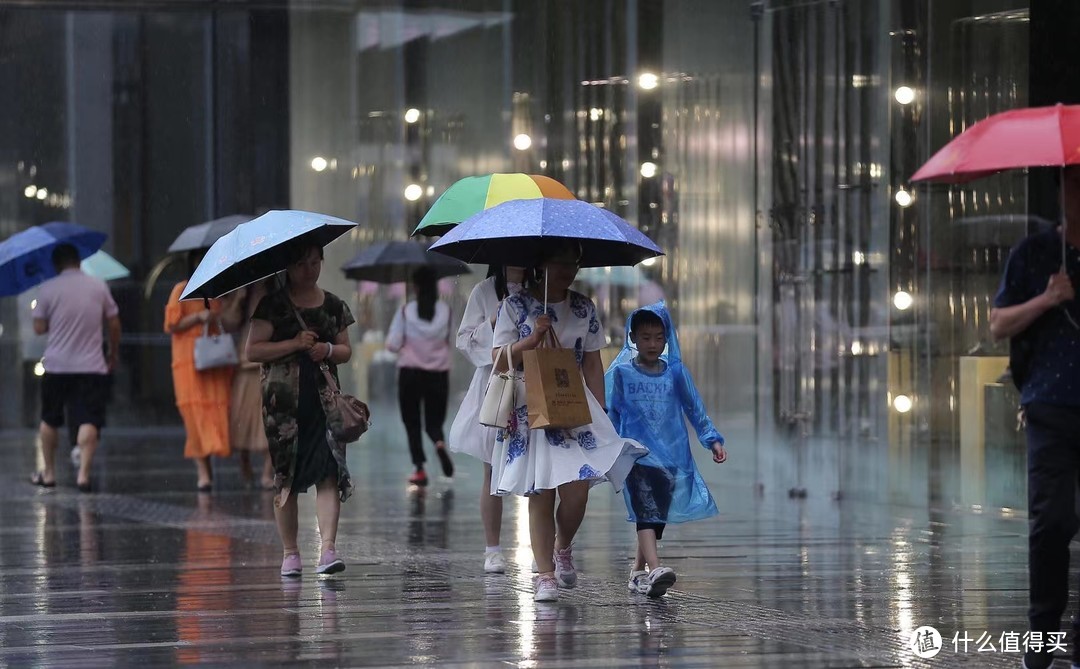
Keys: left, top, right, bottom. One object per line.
{"left": 539, "top": 160, "right": 548, "bottom": 169}
{"left": 561, "top": 158, "right": 571, "bottom": 169}
{"left": 34, "top": 361, "right": 45, "bottom": 377}
{"left": 24, "top": 185, "right": 37, "bottom": 198}
{"left": 30, "top": 299, "right": 38, "bottom": 310}
{"left": 852, "top": 251, "right": 866, "bottom": 265}
{"left": 589, "top": 107, "right": 603, "bottom": 121}
{"left": 425, "top": 186, "right": 435, "bottom": 197}
{"left": 894, "top": 188, "right": 913, "bottom": 207}
{"left": 894, "top": 86, "right": 916, "bottom": 105}
{"left": 404, "top": 108, "right": 421, "bottom": 124}
{"left": 0, "top": 324, "right": 4, "bottom": 337}
{"left": 893, "top": 290, "right": 913, "bottom": 310}
{"left": 513, "top": 134, "right": 532, "bottom": 151}
{"left": 310, "top": 156, "right": 328, "bottom": 172}
{"left": 640, "top": 162, "right": 658, "bottom": 178}
{"left": 893, "top": 394, "right": 913, "bottom": 413}
{"left": 850, "top": 341, "right": 864, "bottom": 356}
{"left": 403, "top": 184, "right": 423, "bottom": 201}
{"left": 36, "top": 188, "right": 48, "bottom": 200}
{"left": 638, "top": 72, "right": 659, "bottom": 90}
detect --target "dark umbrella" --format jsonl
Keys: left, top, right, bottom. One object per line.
{"left": 180, "top": 210, "right": 356, "bottom": 300}
{"left": 167, "top": 214, "right": 253, "bottom": 254}
{"left": 341, "top": 240, "right": 471, "bottom": 283}
{"left": 428, "top": 198, "right": 663, "bottom": 268}
{"left": 0, "top": 222, "right": 107, "bottom": 297}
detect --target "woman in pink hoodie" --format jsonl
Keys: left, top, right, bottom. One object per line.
{"left": 386, "top": 266, "right": 453, "bottom": 487}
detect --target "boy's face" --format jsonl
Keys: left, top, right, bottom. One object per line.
{"left": 631, "top": 322, "right": 666, "bottom": 363}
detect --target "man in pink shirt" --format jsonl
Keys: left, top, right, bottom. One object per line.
{"left": 31, "top": 243, "right": 121, "bottom": 492}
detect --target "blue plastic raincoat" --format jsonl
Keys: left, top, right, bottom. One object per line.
{"left": 605, "top": 302, "right": 722, "bottom": 524}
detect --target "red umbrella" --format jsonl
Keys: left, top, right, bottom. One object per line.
{"left": 911, "top": 103, "right": 1080, "bottom": 183}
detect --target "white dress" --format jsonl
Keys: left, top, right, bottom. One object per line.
{"left": 448, "top": 277, "right": 520, "bottom": 463}
{"left": 488, "top": 289, "right": 648, "bottom": 496}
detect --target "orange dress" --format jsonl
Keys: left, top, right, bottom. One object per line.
{"left": 165, "top": 281, "right": 234, "bottom": 459}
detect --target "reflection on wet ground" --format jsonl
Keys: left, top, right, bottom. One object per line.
{"left": 0, "top": 422, "right": 1051, "bottom": 667}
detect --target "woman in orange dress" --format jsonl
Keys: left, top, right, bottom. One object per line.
{"left": 165, "top": 263, "right": 240, "bottom": 491}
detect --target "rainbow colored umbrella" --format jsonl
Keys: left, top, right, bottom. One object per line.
{"left": 412, "top": 173, "right": 575, "bottom": 237}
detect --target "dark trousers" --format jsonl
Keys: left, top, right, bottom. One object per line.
{"left": 397, "top": 368, "right": 449, "bottom": 468}
{"left": 1025, "top": 402, "right": 1080, "bottom": 636}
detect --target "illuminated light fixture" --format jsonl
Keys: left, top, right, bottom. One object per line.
{"left": 638, "top": 72, "right": 659, "bottom": 90}
{"left": 893, "top": 394, "right": 913, "bottom": 413}
{"left": 36, "top": 188, "right": 48, "bottom": 200}
{"left": 404, "top": 108, "right": 421, "bottom": 124}
{"left": 23, "top": 185, "right": 37, "bottom": 198}
{"left": 640, "top": 162, "right": 658, "bottom": 178}
{"left": 513, "top": 134, "right": 532, "bottom": 151}
{"left": 34, "top": 361, "right": 45, "bottom": 377}
{"left": 894, "top": 86, "right": 916, "bottom": 105}
{"left": 403, "top": 184, "right": 423, "bottom": 201}
{"left": 589, "top": 108, "right": 603, "bottom": 121}
{"left": 851, "top": 251, "right": 866, "bottom": 265}
{"left": 893, "top": 290, "right": 913, "bottom": 311}
{"left": 641, "top": 257, "right": 657, "bottom": 267}
{"left": 850, "top": 341, "right": 864, "bottom": 356}
{"left": 310, "top": 156, "right": 328, "bottom": 172}
{"left": 894, "top": 188, "right": 914, "bottom": 207}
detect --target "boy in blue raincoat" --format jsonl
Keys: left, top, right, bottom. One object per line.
{"left": 605, "top": 302, "right": 727, "bottom": 597}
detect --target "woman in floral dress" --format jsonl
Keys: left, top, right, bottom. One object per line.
{"left": 247, "top": 243, "right": 355, "bottom": 578}
{"left": 490, "top": 242, "right": 647, "bottom": 602}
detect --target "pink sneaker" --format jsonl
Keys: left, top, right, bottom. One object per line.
{"left": 280, "top": 553, "right": 302, "bottom": 578}
{"left": 553, "top": 545, "right": 577, "bottom": 588}
{"left": 317, "top": 548, "right": 345, "bottom": 575}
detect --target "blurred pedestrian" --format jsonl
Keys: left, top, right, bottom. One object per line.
{"left": 165, "top": 251, "right": 241, "bottom": 491}
{"left": 990, "top": 165, "right": 1080, "bottom": 669}
{"left": 448, "top": 265, "right": 524, "bottom": 573}
{"left": 30, "top": 243, "right": 121, "bottom": 492}
{"left": 247, "top": 243, "right": 355, "bottom": 577}
{"left": 231, "top": 278, "right": 274, "bottom": 489}
{"left": 386, "top": 266, "right": 453, "bottom": 487}
{"left": 489, "top": 241, "right": 647, "bottom": 602}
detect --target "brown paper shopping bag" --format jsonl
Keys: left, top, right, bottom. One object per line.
{"left": 521, "top": 331, "right": 592, "bottom": 430}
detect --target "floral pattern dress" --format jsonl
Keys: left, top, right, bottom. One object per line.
{"left": 489, "top": 289, "right": 647, "bottom": 496}
{"left": 252, "top": 288, "right": 355, "bottom": 505}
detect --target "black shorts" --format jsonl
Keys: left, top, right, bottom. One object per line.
{"left": 40, "top": 373, "right": 109, "bottom": 429}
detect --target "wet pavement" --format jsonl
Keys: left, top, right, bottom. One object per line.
{"left": 0, "top": 415, "right": 1057, "bottom": 668}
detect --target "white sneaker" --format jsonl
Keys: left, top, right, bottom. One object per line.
{"left": 534, "top": 574, "right": 559, "bottom": 602}
{"left": 628, "top": 570, "right": 650, "bottom": 594}
{"left": 553, "top": 545, "right": 577, "bottom": 588}
{"left": 484, "top": 551, "right": 507, "bottom": 574}
{"left": 646, "top": 567, "right": 676, "bottom": 598}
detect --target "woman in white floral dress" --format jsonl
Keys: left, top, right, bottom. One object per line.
{"left": 491, "top": 242, "right": 647, "bottom": 602}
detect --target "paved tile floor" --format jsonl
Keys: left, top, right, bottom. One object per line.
{"left": 0, "top": 416, "right": 1063, "bottom": 668}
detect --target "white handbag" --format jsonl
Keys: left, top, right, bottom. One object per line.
{"left": 479, "top": 344, "right": 517, "bottom": 429}
{"left": 193, "top": 317, "right": 238, "bottom": 371}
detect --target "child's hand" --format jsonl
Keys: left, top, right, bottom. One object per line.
{"left": 711, "top": 442, "right": 727, "bottom": 464}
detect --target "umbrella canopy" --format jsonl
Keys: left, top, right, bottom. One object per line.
{"left": 911, "top": 104, "right": 1080, "bottom": 183}
{"left": 428, "top": 198, "right": 663, "bottom": 268}
{"left": 167, "top": 214, "right": 253, "bottom": 254}
{"left": 341, "top": 240, "right": 471, "bottom": 283}
{"left": 412, "top": 173, "right": 575, "bottom": 237}
{"left": 81, "top": 250, "right": 130, "bottom": 281}
{"left": 180, "top": 210, "right": 356, "bottom": 300}
{"left": 0, "top": 222, "right": 106, "bottom": 297}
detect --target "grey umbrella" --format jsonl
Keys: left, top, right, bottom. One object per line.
{"left": 167, "top": 214, "right": 253, "bottom": 254}
{"left": 341, "top": 240, "right": 471, "bottom": 283}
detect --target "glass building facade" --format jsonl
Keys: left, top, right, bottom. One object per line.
{"left": 1, "top": 0, "right": 1062, "bottom": 507}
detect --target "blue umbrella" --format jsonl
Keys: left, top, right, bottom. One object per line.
{"left": 0, "top": 222, "right": 106, "bottom": 297}
{"left": 180, "top": 209, "right": 357, "bottom": 300}
{"left": 81, "top": 250, "right": 130, "bottom": 281}
{"left": 428, "top": 198, "right": 663, "bottom": 268}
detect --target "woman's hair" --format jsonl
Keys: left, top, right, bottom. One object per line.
{"left": 524, "top": 240, "right": 583, "bottom": 290}
{"left": 486, "top": 264, "right": 509, "bottom": 301}
{"left": 413, "top": 266, "right": 438, "bottom": 321}
{"left": 285, "top": 242, "right": 324, "bottom": 267}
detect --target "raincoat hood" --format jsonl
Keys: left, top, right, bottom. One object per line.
{"left": 608, "top": 300, "right": 681, "bottom": 370}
